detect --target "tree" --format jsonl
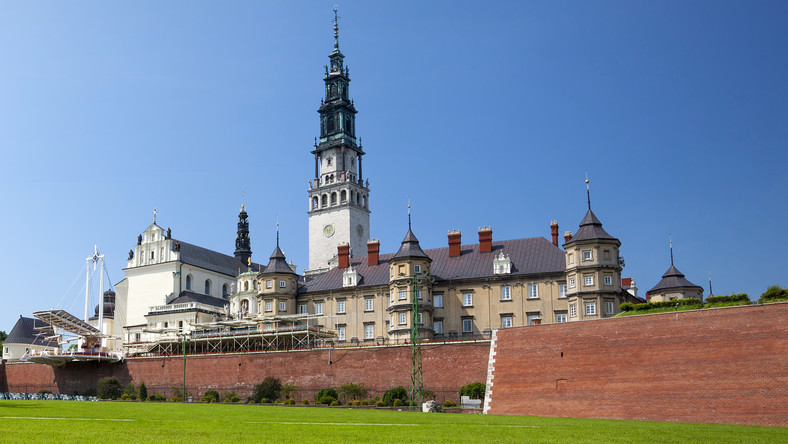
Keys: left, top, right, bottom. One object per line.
{"left": 138, "top": 382, "right": 148, "bottom": 401}
{"left": 281, "top": 382, "right": 299, "bottom": 400}
{"left": 314, "top": 387, "right": 339, "bottom": 405}
{"left": 459, "top": 382, "right": 485, "bottom": 400}
{"left": 252, "top": 377, "right": 282, "bottom": 403}
{"left": 97, "top": 377, "right": 123, "bottom": 400}
{"left": 339, "top": 383, "right": 368, "bottom": 401}
{"left": 382, "top": 386, "right": 408, "bottom": 406}
{"left": 760, "top": 285, "right": 787, "bottom": 303}
{"left": 0, "top": 330, "right": 7, "bottom": 351}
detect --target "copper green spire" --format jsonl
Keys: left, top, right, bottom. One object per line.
{"left": 333, "top": 5, "right": 340, "bottom": 52}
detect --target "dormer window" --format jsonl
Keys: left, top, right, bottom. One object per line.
{"left": 343, "top": 266, "right": 360, "bottom": 288}
{"left": 493, "top": 251, "right": 512, "bottom": 275}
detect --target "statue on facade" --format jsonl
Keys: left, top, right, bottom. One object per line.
{"left": 128, "top": 249, "right": 134, "bottom": 260}
{"left": 137, "top": 234, "right": 142, "bottom": 245}
{"left": 166, "top": 227, "right": 172, "bottom": 239}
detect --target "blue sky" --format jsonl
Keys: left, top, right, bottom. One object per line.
{"left": 1, "top": 1, "right": 786, "bottom": 332}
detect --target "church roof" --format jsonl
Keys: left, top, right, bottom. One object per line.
{"left": 299, "top": 237, "right": 565, "bottom": 293}
{"left": 648, "top": 264, "right": 703, "bottom": 293}
{"left": 5, "top": 316, "right": 57, "bottom": 347}
{"left": 564, "top": 209, "right": 619, "bottom": 245}
{"left": 166, "top": 291, "right": 228, "bottom": 309}
{"left": 392, "top": 228, "right": 430, "bottom": 260}
{"left": 177, "top": 241, "right": 262, "bottom": 276}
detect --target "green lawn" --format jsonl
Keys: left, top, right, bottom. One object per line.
{"left": 0, "top": 401, "right": 783, "bottom": 443}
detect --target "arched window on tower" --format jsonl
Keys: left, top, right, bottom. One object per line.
{"left": 205, "top": 279, "right": 212, "bottom": 295}
{"left": 363, "top": 195, "right": 368, "bottom": 208}
{"left": 222, "top": 284, "right": 228, "bottom": 297}
{"left": 312, "top": 197, "right": 319, "bottom": 209}
{"left": 330, "top": 84, "right": 337, "bottom": 98}
{"left": 321, "top": 194, "right": 328, "bottom": 207}
{"left": 327, "top": 115, "right": 335, "bottom": 133}
{"left": 186, "top": 274, "right": 193, "bottom": 291}
{"left": 331, "top": 192, "right": 338, "bottom": 205}
{"left": 340, "top": 190, "right": 347, "bottom": 203}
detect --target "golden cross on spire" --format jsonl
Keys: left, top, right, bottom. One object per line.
{"left": 153, "top": 208, "right": 158, "bottom": 224}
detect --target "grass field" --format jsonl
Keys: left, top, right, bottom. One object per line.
{"left": 0, "top": 401, "right": 784, "bottom": 443}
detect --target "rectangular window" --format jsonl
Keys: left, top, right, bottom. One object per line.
{"left": 501, "top": 316, "right": 512, "bottom": 328}
{"left": 605, "top": 301, "right": 614, "bottom": 315}
{"left": 585, "top": 302, "right": 596, "bottom": 316}
{"left": 364, "top": 324, "right": 374, "bottom": 339}
{"left": 279, "top": 301, "right": 286, "bottom": 312}
{"left": 315, "top": 302, "right": 323, "bottom": 315}
{"left": 135, "top": 333, "right": 141, "bottom": 342}
{"left": 399, "top": 313, "right": 407, "bottom": 324}
{"left": 501, "top": 286, "right": 511, "bottom": 300}
{"left": 556, "top": 312, "right": 567, "bottom": 323}
{"left": 434, "top": 320, "right": 443, "bottom": 334}
{"left": 265, "top": 301, "right": 272, "bottom": 312}
{"left": 365, "top": 298, "right": 373, "bottom": 311}
{"left": 584, "top": 275, "right": 594, "bottom": 286}
{"left": 265, "top": 323, "right": 272, "bottom": 330}
{"left": 414, "top": 265, "right": 421, "bottom": 273}
{"left": 604, "top": 275, "right": 613, "bottom": 286}
{"left": 569, "top": 304, "right": 577, "bottom": 318}
{"left": 418, "top": 312, "right": 423, "bottom": 325}
{"left": 399, "top": 290, "right": 406, "bottom": 300}
{"left": 463, "top": 293, "right": 473, "bottom": 307}
{"left": 528, "top": 284, "right": 538, "bottom": 299}
{"left": 434, "top": 294, "right": 443, "bottom": 308}
{"left": 559, "top": 284, "right": 567, "bottom": 298}
{"left": 299, "top": 304, "right": 307, "bottom": 314}
{"left": 337, "top": 300, "right": 345, "bottom": 314}
{"left": 462, "top": 318, "right": 473, "bottom": 333}
{"left": 416, "top": 289, "right": 422, "bottom": 299}
{"left": 266, "top": 280, "right": 272, "bottom": 289}
{"left": 582, "top": 250, "right": 593, "bottom": 261}
{"left": 569, "top": 277, "right": 576, "bottom": 289}
{"left": 338, "top": 326, "right": 346, "bottom": 341}
{"left": 279, "top": 280, "right": 286, "bottom": 288}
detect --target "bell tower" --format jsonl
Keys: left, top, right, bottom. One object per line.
{"left": 308, "top": 8, "right": 370, "bottom": 272}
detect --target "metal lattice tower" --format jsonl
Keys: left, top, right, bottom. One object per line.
{"left": 410, "top": 274, "right": 423, "bottom": 410}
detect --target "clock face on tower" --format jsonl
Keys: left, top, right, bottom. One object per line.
{"left": 356, "top": 224, "right": 364, "bottom": 238}
{"left": 323, "top": 224, "right": 335, "bottom": 238}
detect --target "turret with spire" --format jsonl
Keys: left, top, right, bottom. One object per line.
{"left": 646, "top": 237, "right": 703, "bottom": 302}
{"left": 234, "top": 204, "right": 252, "bottom": 264}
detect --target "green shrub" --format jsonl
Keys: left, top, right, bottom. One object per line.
{"left": 224, "top": 392, "right": 241, "bottom": 403}
{"left": 37, "top": 390, "right": 52, "bottom": 395}
{"left": 260, "top": 398, "right": 270, "bottom": 404}
{"left": 314, "top": 388, "right": 339, "bottom": 403}
{"left": 392, "top": 398, "right": 403, "bottom": 407}
{"left": 302, "top": 399, "right": 310, "bottom": 405}
{"left": 281, "top": 382, "right": 299, "bottom": 400}
{"left": 339, "top": 383, "right": 368, "bottom": 401}
{"left": 760, "top": 285, "right": 787, "bottom": 303}
{"left": 443, "top": 400, "right": 457, "bottom": 408}
{"left": 706, "top": 293, "right": 749, "bottom": 304}
{"left": 138, "top": 382, "right": 147, "bottom": 402}
{"left": 459, "top": 382, "right": 485, "bottom": 400}
{"left": 148, "top": 394, "right": 166, "bottom": 402}
{"left": 376, "top": 401, "right": 386, "bottom": 407}
{"left": 97, "top": 377, "right": 123, "bottom": 400}
{"left": 252, "top": 377, "right": 282, "bottom": 403}
{"left": 200, "top": 390, "right": 220, "bottom": 403}
{"left": 360, "top": 400, "right": 369, "bottom": 406}
{"left": 123, "top": 383, "right": 137, "bottom": 400}
{"left": 619, "top": 302, "right": 635, "bottom": 312}
{"left": 632, "top": 298, "right": 703, "bottom": 312}
{"left": 120, "top": 393, "right": 130, "bottom": 400}
{"left": 382, "top": 386, "right": 408, "bottom": 406}
{"left": 330, "top": 400, "right": 340, "bottom": 406}
{"left": 286, "top": 398, "right": 296, "bottom": 405}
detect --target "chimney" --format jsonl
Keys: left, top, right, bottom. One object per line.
{"left": 564, "top": 231, "right": 573, "bottom": 244}
{"left": 550, "top": 220, "right": 559, "bottom": 246}
{"left": 448, "top": 230, "right": 462, "bottom": 257}
{"left": 337, "top": 243, "right": 350, "bottom": 269}
{"left": 478, "top": 226, "right": 493, "bottom": 253}
{"left": 367, "top": 239, "right": 380, "bottom": 266}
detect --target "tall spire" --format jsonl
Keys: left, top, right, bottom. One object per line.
{"left": 333, "top": 5, "right": 340, "bottom": 52}
{"left": 585, "top": 170, "right": 591, "bottom": 210}
{"left": 234, "top": 204, "right": 252, "bottom": 264}
{"left": 669, "top": 234, "right": 674, "bottom": 266}
{"left": 407, "top": 196, "right": 412, "bottom": 231}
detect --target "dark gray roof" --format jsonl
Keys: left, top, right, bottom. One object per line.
{"left": 167, "top": 291, "right": 228, "bottom": 308}
{"left": 564, "top": 209, "right": 619, "bottom": 246}
{"left": 299, "top": 237, "right": 565, "bottom": 293}
{"left": 648, "top": 264, "right": 703, "bottom": 293}
{"left": 393, "top": 229, "right": 430, "bottom": 260}
{"left": 5, "top": 316, "right": 57, "bottom": 347}
{"left": 177, "top": 240, "right": 262, "bottom": 276}
{"left": 263, "top": 244, "right": 297, "bottom": 275}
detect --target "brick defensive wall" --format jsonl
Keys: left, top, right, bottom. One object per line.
{"left": 484, "top": 303, "right": 788, "bottom": 426}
